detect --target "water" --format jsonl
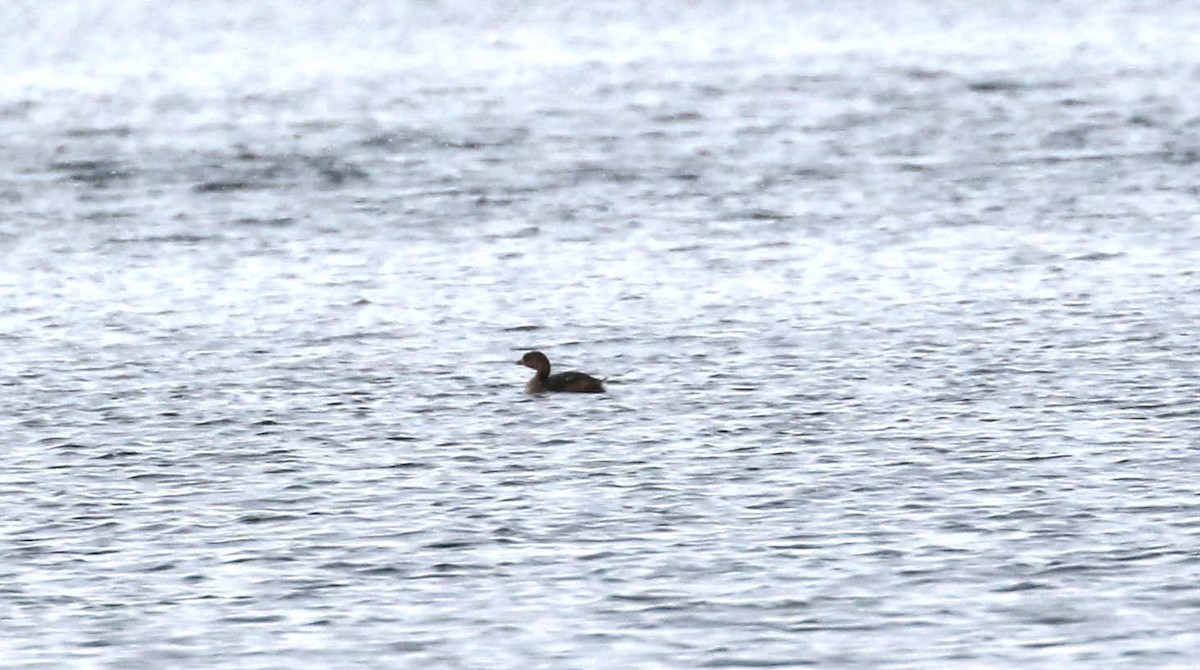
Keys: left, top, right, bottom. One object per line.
{"left": 3, "top": 1, "right": 1200, "bottom": 667}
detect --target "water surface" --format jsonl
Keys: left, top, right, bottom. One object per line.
{"left": 3, "top": 1, "right": 1200, "bottom": 667}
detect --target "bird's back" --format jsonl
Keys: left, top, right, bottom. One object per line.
{"left": 544, "top": 371, "right": 606, "bottom": 393}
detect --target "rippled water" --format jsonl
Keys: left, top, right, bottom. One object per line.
{"left": 3, "top": 1, "right": 1200, "bottom": 667}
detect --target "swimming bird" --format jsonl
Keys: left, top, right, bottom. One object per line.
{"left": 517, "top": 351, "right": 606, "bottom": 393}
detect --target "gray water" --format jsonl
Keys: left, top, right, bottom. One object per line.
{"left": 3, "top": 1, "right": 1200, "bottom": 667}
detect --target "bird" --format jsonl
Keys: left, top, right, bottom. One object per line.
{"left": 516, "top": 351, "right": 606, "bottom": 393}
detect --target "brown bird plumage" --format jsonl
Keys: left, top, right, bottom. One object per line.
{"left": 517, "top": 351, "right": 606, "bottom": 393}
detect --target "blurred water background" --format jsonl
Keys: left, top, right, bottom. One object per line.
{"left": 2, "top": 1, "right": 1200, "bottom": 667}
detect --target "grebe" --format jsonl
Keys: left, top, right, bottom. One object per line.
{"left": 517, "top": 351, "right": 606, "bottom": 393}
